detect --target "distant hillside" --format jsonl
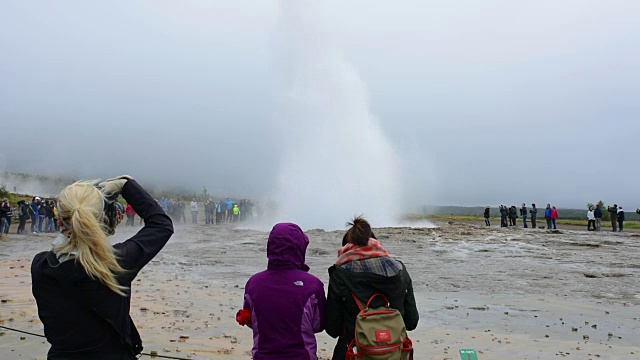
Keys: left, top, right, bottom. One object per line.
{"left": 0, "top": 172, "right": 76, "bottom": 197}
{"left": 418, "top": 205, "right": 640, "bottom": 221}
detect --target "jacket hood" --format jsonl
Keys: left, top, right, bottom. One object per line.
{"left": 267, "top": 223, "right": 309, "bottom": 271}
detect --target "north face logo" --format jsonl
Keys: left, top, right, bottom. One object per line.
{"left": 293, "top": 281, "right": 304, "bottom": 286}
{"left": 375, "top": 330, "right": 391, "bottom": 342}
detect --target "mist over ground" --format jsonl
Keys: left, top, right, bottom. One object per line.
{"left": 1, "top": 1, "right": 639, "bottom": 226}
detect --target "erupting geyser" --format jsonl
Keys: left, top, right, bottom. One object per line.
{"left": 272, "top": 1, "right": 402, "bottom": 230}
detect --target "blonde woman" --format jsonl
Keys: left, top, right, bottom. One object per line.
{"left": 31, "top": 176, "right": 173, "bottom": 359}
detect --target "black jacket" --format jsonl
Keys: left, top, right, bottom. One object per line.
{"left": 325, "top": 258, "right": 419, "bottom": 360}
{"left": 483, "top": 208, "right": 490, "bottom": 218}
{"left": 20, "top": 204, "right": 31, "bottom": 220}
{"left": 31, "top": 180, "right": 174, "bottom": 360}
{"left": 0, "top": 203, "right": 8, "bottom": 218}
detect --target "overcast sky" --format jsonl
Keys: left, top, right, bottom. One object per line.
{"left": 1, "top": 1, "right": 639, "bottom": 213}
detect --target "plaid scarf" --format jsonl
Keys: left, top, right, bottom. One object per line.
{"left": 336, "top": 238, "right": 389, "bottom": 266}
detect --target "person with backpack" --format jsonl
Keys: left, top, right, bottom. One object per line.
{"left": 483, "top": 206, "right": 490, "bottom": 226}
{"left": 325, "top": 216, "right": 419, "bottom": 360}
{"left": 31, "top": 176, "right": 173, "bottom": 359}
{"left": 17, "top": 200, "right": 30, "bottom": 234}
{"left": 45, "top": 200, "right": 56, "bottom": 232}
{"left": 236, "top": 223, "right": 325, "bottom": 359}
{"left": 499, "top": 205, "right": 508, "bottom": 227}
{"left": 529, "top": 203, "right": 537, "bottom": 229}
{"left": 508, "top": 206, "right": 517, "bottom": 226}
{"left": 607, "top": 204, "right": 618, "bottom": 231}
{"left": 594, "top": 204, "right": 603, "bottom": 231}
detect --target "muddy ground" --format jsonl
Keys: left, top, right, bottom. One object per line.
{"left": 1, "top": 219, "right": 639, "bottom": 359}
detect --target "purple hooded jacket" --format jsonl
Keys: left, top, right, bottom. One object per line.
{"left": 242, "top": 223, "right": 326, "bottom": 360}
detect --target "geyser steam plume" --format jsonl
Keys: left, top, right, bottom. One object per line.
{"left": 272, "top": 1, "right": 402, "bottom": 230}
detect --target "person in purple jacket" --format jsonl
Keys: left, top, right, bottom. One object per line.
{"left": 237, "top": 223, "right": 326, "bottom": 360}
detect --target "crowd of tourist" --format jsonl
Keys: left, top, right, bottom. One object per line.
{"left": 122, "top": 197, "right": 254, "bottom": 227}
{"left": 484, "top": 203, "right": 634, "bottom": 232}
{"left": 0, "top": 193, "right": 255, "bottom": 237}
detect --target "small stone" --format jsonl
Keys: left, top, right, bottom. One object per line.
{"left": 591, "top": 324, "right": 597, "bottom": 329}
{"left": 20, "top": 336, "right": 26, "bottom": 340}
{"left": 544, "top": 334, "right": 549, "bottom": 338}
{"left": 179, "top": 335, "right": 189, "bottom": 339}
{"left": 572, "top": 327, "right": 578, "bottom": 332}
{"left": 583, "top": 335, "right": 589, "bottom": 340}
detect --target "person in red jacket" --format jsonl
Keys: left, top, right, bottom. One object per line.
{"left": 125, "top": 203, "right": 136, "bottom": 226}
{"left": 551, "top": 206, "right": 559, "bottom": 229}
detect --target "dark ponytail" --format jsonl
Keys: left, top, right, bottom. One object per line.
{"left": 345, "top": 215, "right": 372, "bottom": 246}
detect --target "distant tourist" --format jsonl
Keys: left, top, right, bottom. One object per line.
{"left": 587, "top": 206, "right": 596, "bottom": 231}
{"left": 544, "top": 204, "right": 552, "bottom": 229}
{"left": 45, "top": 200, "right": 56, "bottom": 232}
{"left": 179, "top": 201, "right": 186, "bottom": 223}
{"left": 520, "top": 203, "right": 528, "bottom": 228}
{"left": 499, "top": 205, "right": 508, "bottom": 227}
{"left": 215, "top": 201, "right": 222, "bottom": 223}
{"left": 233, "top": 204, "right": 240, "bottom": 222}
{"left": 29, "top": 197, "right": 40, "bottom": 233}
{"left": 225, "top": 198, "right": 234, "bottom": 222}
{"left": 160, "top": 197, "right": 169, "bottom": 213}
{"left": 508, "top": 206, "right": 517, "bottom": 226}
{"left": 551, "top": 206, "right": 559, "bottom": 229}
{"left": 0, "top": 198, "right": 11, "bottom": 235}
{"left": 190, "top": 198, "right": 199, "bottom": 224}
{"left": 594, "top": 204, "right": 603, "bottom": 231}
{"left": 607, "top": 204, "right": 618, "bottom": 232}
{"left": 204, "top": 199, "right": 213, "bottom": 224}
{"left": 125, "top": 203, "right": 136, "bottom": 226}
{"left": 17, "top": 200, "right": 29, "bottom": 234}
{"left": 529, "top": 204, "right": 537, "bottom": 228}
{"left": 617, "top": 207, "right": 625, "bottom": 232}
{"left": 237, "top": 223, "right": 325, "bottom": 360}
{"left": 483, "top": 206, "right": 490, "bottom": 226}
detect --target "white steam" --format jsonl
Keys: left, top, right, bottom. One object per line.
{"left": 271, "top": 1, "right": 402, "bottom": 230}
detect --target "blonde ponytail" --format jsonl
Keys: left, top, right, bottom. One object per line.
{"left": 56, "top": 182, "right": 128, "bottom": 296}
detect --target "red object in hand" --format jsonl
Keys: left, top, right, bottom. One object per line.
{"left": 236, "top": 309, "right": 251, "bottom": 326}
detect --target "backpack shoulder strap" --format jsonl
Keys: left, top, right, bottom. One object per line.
{"left": 351, "top": 292, "right": 365, "bottom": 312}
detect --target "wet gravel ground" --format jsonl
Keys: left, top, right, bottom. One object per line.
{"left": 1, "top": 220, "right": 639, "bottom": 359}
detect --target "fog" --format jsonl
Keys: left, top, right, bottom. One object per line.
{"left": 1, "top": 1, "right": 639, "bottom": 226}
